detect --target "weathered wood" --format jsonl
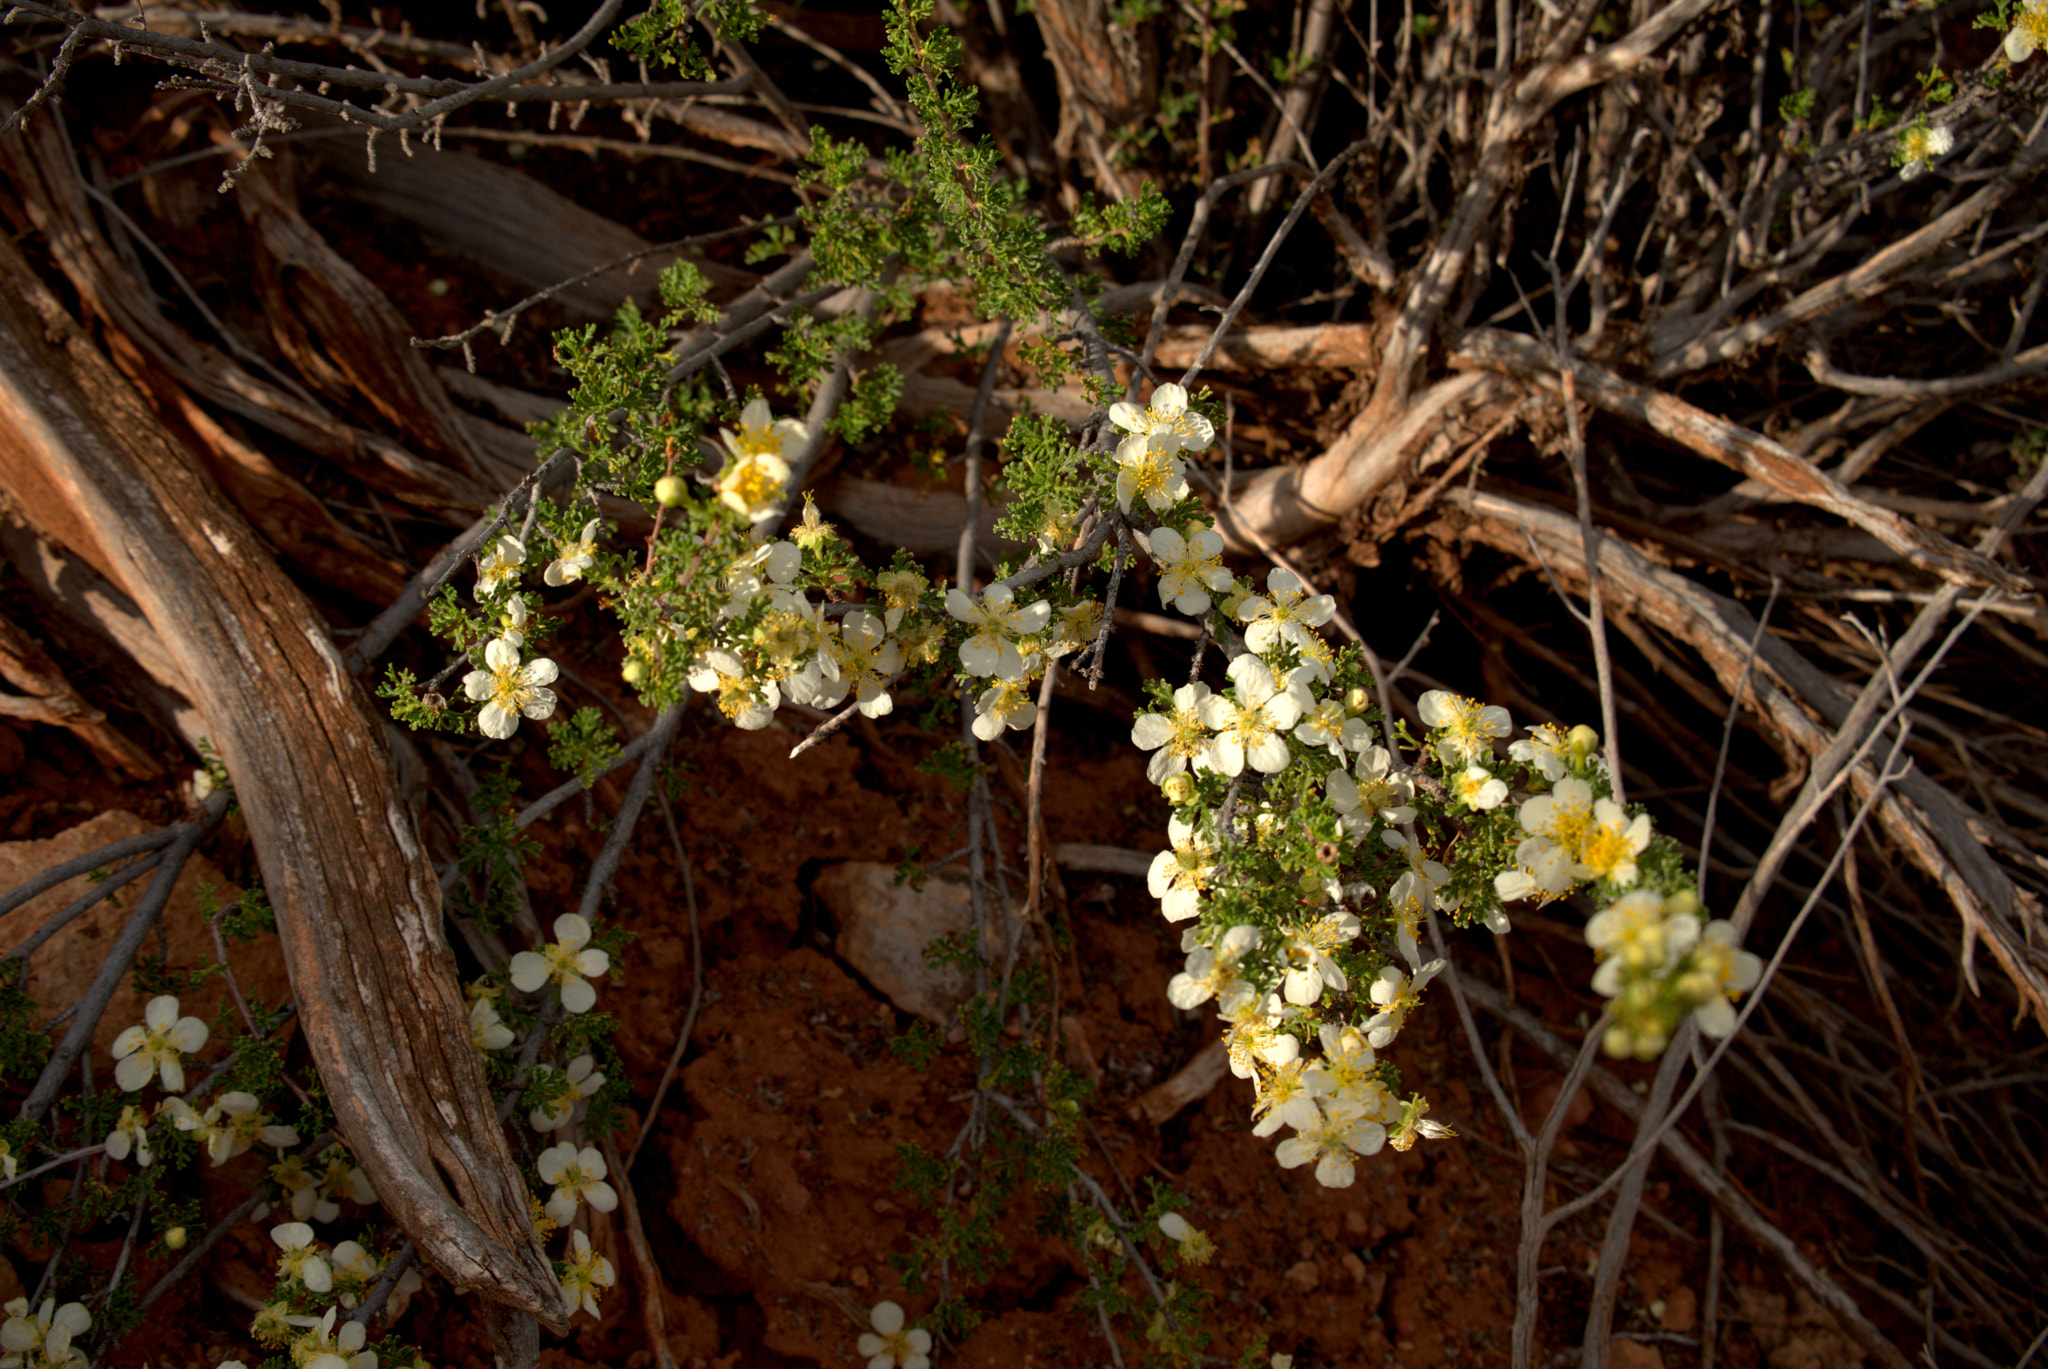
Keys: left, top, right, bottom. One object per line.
{"left": 0, "top": 227, "right": 570, "bottom": 1332}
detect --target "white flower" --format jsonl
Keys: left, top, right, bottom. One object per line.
{"left": 312, "top": 1147, "right": 378, "bottom": 1213}
{"left": 537, "top": 1142, "right": 618, "bottom": 1226}
{"left": 1677, "top": 920, "right": 1764, "bottom": 1038}
{"left": 509, "top": 914, "right": 611, "bottom": 1014}
{"left": 1513, "top": 777, "right": 1654, "bottom": 893}
{"left": 716, "top": 398, "right": 804, "bottom": 524}
{"left": 1894, "top": 121, "right": 1955, "bottom": 180}
{"left": 972, "top": 671, "right": 1041, "bottom": 741}
{"left": 687, "top": 648, "right": 781, "bottom": 730}
{"left": 1156, "top": 1211, "right": 1217, "bottom": 1264}
{"left": 823, "top": 611, "right": 903, "bottom": 718}
{"left": 1417, "top": 690, "right": 1512, "bottom": 766}
{"left": 1274, "top": 1096, "right": 1385, "bottom": 1188}
{"left": 1109, "top": 382, "right": 1214, "bottom": 455}
{"left": 1585, "top": 889, "right": 1700, "bottom": 997}
{"left": 292, "top": 1305, "right": 373, "bottom": 1369}
{"left": 1453, "top": 764, "right": 1508, "bottom": 810}
{"left": 1292, "top": 700, "right": 1368, "bottom": 760}
{"left": 328, "top": 1239, "right": 416, "bottom": 1311}
{"left": 1278, "top": 911, "right": 1360, "bottom": 1007}
{"left": 1198, "top": 654, "right": 1308, "bottom": 777}
{"left": 468, "top": 996, "right": 515, "bottom": 1052}
{"left": 495, "top": 594, "right": 529, "bottom": 648}
{"left": 558, "top": 1228, "right": 617, "bottom": 1318}
{"left": 475, "top": 535, "right": 525, "bottom": 598}
{"left": 1250, "top": 1058, "right": 1324, "bottom": 1138}
{"left": 1148, "top": 815, "right": 1216, "bottom": 923}
{"left": 1236, "top": 568, "right": 1335, "bottom": 655}
{"left": 945, "top": 584, "right": 1052, "bottom": 680}
{"left": 1147, "top": 523, "right": 1233, "bottom": 616}
{"left": 544, "top": 518, "right": 603, "bottom": 586}
{"left": 1130, "top": 682, "right": 1215, "bottom": 787}
{"left": 104, "top": 1105, "right": 153, "bottom": 1168}
{"left": 1114, "top": 434, "right": 1190, "bottom": 515}
{"left": 1509, "top": 722, "right": 1570, "bottom": 782}
{"left": 462, "top": 637, "right": 560, "bottom": 740}
{"left": 2010, "top": 0, "right": 2048, "bottom": 62}
{"left": 271, "top": 1222, "right": 333, "bottom": 1294}
{"left": 1304, "top": 1022, "right": 1390, "bottom": 1108}
{"left": 1222, "top": 991, "right": 1302, "bottom": 1080}
{"left": 1325, "top": 744, "right": 1416, "bottom": 836}
{"left": 1166, "top": 925, "right": 1261, "bottom": 1011}
{"left": 1364, "top": 959, "right": 1444, "bottom": 1049}
{"left": 110, "top": 994, "right": 209, "bottom": 1093}
{"left": 856, "top": 1300, "right": 931, "bottom": 1369}
{"left": 180, "top": 1091, "right": 298, "bottom": 1167}
{"left": 0, "top": 1299, "right": 90, "bottom": 1369}
{"left": 530, "top": 1053, "right": 606, "bottom": 1132}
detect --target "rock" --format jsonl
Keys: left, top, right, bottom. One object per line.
{"left": 815, "top": 862, "right": 1031, "bottom": 1026}
{"left": 1660, "top": 1285, "right": 1698, "bottom": 1333}
{"left": 1608, "top": 1340, "right": 1665, "bottom": 1369}
{"left": 0, "top": 810, "right": 293, "bottom": 1067}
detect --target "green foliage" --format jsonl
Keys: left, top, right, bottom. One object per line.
{"left": 376, "top": 664, "right": 470, "bottom": 733}
{"left": 914, "top": 740, "right": 980, "bottom": 792}
{"left": 611, "top": 0, "right": 768, "bottom": 77}
{"left": 890, "top": 1021, "right": 944, "bottom": 1070}
{"left": 547, "top": 708, "right": 622, "bottom": 788}
{"left": 991, "top": 413, "right": 1092, "bottom": 552}
{"left": 1068, "top": 182, "right": 1173, "bottom": 256}
{"left": 450, "top": 769, "right": 544, "bottom": 931}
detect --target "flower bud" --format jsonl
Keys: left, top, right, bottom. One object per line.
{"left": 621, "top": 660, "right": 646, "bottom": 685}
{"left": 1161, "top": 773, "right": 1196, "bottom": 805}
{"left": 1665, "top": 887, "right": 1700, "bottom": 919}
{"left": 164, "top": 1226, "right": 188, "bottom": 1250}
{"left": 653, "top": 475, "right": 688, "bottom": 507}
{"left": 1567, "top": 724, "right": 1601, "bottom": 766}
{"left": 1602, "top": 1024, "right": 1635, "bottom": 1058}
{"left": 1345, "top": 686, "right": 1372, "bottom": 714}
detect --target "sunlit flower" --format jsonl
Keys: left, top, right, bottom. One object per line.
{"left": 1513, "top": 777, "right": 1653, "bottom": 893}
{"left": 1250, "top": 1058, "right": 1323, "bottom": 1138}
{"left": 312, "top": 1146, "right": 378, "bottom": 1215}
{"left": 1452, "top": 764, "right": 1508, "bottom": 811}
{"left": 271, "top": 1221, "right": 333, "bottom": 1294}
{"left": 475, "top": 535, "right": 525, "bottom": 598}
{"left": 510, "top": 914, "right": 611, "bottom": 1015}
{"left": 495, "top": 594, "right": 529, "bottom": 648}
{"left": 1381, "top": 829, "right": 1457, "bottom": 967}
{"left": 1110, "top": 382, "right": 1214, "bottom": 456}
{"left": 1147, "top": 523, "right": 1233, "bottom": 616}
{"left": 1114, "top": 436, "right": 1190, "bottom": 515}
{"left": 1417, "top": 690, "right": 1512, "bottom": 766}
{"left": 716, "top": 398, "right": 804, "bottom": 523}
{"left": 1148, "top": 815, "right": 1216, "bottom": 923}
{"left": 875, "top": 567, "right": 929, "bottom": 632}
{"left": 687, "top": 648, "right": 781, "bottom": 730}
{"left": 1199, "top": 654, "right": 1308, "bottom": 777}
{"left": 1222, "top": 991, "right": 1302, "bottom": 1080}
{"left": 856, "top": 1300, "right": 931, "bottom": 1369}
{"left": 1130, "top": 682, "right": 1216, "bottom": 787}
{"left": 824, "top": 610, "right": 904, "bottom": 718}
{"left": 1585, "top": 889, "right": 1699, "bottom": 992}
{"left": 537, "top": 1142, "right": 618, "bottom": 1226}
{"left": 544, "top": 518, "right": 603, "bottom": 586}
{"left": 1166, "top": 924, "right": 1261, "bottom": 1012}
{"left": 1293, "top": 699, "right": 1368, "bottom": 760}
{"left": 194, "top": 1092, "right": 300, "bottom": 1167}
{"left": 1325, "top": 744, "right": 1416, "bottom": 835}
{"left": 1364, "top": 960, "right": 1444, "bottom": 1049}
{"left": 1509, "top": 722, "right": 1570, "bottom": 782}
{"left": 531, "top": 1054, "right": 606, "bottom": 1133}
{"left": 462, "top": 637, "right": 560, "bottom": 740}
{"left": 1387, "top": 1094, "right": 1456, "bottom": 1153}
{"left": 1274, "top": 1096, "right": 1385, "bottom": 1188}
{"left": 558, "top": 1228, "right": 616, "bottom": 1318}
{"left": 946, "top": 584, "right": 1052, "bottom": 680}
{"left": 1304, "top": 1021, "right": 1388, "bottom": 1107}
{"left": 111, "top": 994, "right": 209, "bottom": 1093}
{"left": 972, "top": 670, "right": 1041, "bottom": 742}
{"left": 1236, "top": 568, "right": 1335, "bottom": 655}
{"left": 1279, "top": 911, "right": 1361, "bottom": 1006}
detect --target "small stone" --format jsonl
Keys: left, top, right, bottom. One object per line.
{"left": 1342, "top": 1252, "right": 1368, "bottom": 1285}
{"left": 849, "top": 1265, "right": 870, "bottom": 1288}
{"left": 1283, "top": 1260, "right": 1321, "bottom": 1291}
{"left": 872, "top": 1198, "right": 900, "bottom": 1216}
{"left": 1660, "top": 1286, "right": 1699, "bottom": 1333}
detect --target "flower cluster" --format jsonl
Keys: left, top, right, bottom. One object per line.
{"left": 0, "top": 1299, "right": 89, "bottom": 1369}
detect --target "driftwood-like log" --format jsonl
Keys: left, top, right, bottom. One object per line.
{"left": 0, "top": 605, "right": 162, "bottom": 778}
{"left": 0, "top": 229, "right": 570, "bottom": 1334}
